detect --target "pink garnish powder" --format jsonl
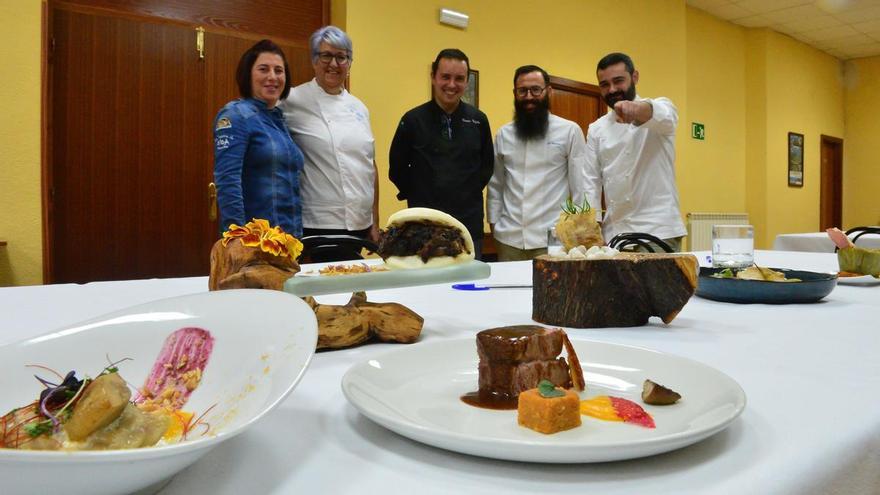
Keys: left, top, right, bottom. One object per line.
{"left": 610, "top": 396, "right": 656, "bottom": 428}
{"left": 136, "top": 327, "right": 214, "bottom": 411}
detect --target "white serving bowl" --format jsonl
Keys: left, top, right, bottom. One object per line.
{"left": 0, "top": 289, "right": 317, "bottom": 495}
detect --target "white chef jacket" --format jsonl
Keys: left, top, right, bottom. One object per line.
{"left": 281, "top": 79, "right": 376, "bottom": 231}
{"left": 487, "top": 114, "right": 588, "bottom": 250}
{"left": 584, "top": 96, "right": 687, "bottom": 241}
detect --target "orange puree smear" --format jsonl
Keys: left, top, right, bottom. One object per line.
{"left": 163, "top": 410, "right": 195, "bottom": 441}
{"left": 579, "top": 396, "right": 624, "bottom": 422}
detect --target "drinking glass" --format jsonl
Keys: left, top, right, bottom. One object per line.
{"left": 712, "top": 225, "right": 754, "bottom": 268}
{"left": 547, "top": 227, "right": 565, "bottom": 256}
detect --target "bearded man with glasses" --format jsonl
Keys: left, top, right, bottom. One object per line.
{"left": 487, "top": 65, "right": 589, "bottom": 261}
{"left": 280, "top": 26, "right": 380, "bottom": 262}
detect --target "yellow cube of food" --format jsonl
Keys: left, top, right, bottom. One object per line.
{"left": 517, "top": 387, "right": 581, "bottom": 434}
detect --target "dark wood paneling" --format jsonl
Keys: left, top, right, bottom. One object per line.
{"left": 51, "top": 9, "right": 210, "bottom": 282}
{"left": 547, "top": 75, "right": 606, "bottom": 211}
{"left": 819, "top": 135, "right": 843, "bottom": 230}
{"left": 56, "top": 0, "right": 325, "bottom": 43}
{"left": 42, "top": 0, "right": 53, "bottom": 282}
{"left": 548, "top": 75, "right": 606, "bottom": 137}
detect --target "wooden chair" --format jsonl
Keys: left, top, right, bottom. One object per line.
{"left": 299, "top": 235, "right": 379, "bottom": 264}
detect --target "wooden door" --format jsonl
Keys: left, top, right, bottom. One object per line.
{"left": 548, "top": 75, "right": 606, "bottom": 210}
{"left": 46, "top": 3, "right": 321, "bottom": 284}
{"left": 820, "top": 135, "right": 843, "bottom": 230}
{"left": 50, "top": 8, "right": 212, "bottom": 283}
{"left": 548, "top": 75, "right": 606, "bottom": 137}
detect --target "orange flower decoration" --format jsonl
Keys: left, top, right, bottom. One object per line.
{"left": 221, "top": 219, "right": 303, "bottom": 259}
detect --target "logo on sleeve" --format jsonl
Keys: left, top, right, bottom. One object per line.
{"left": 215, "top": 135, "right": 234, "bottom": 150}
{"left": 216, "top": 117, "right": 232, "bottom": 130}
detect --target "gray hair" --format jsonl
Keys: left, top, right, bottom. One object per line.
{"left": 309, "top": 26, "right": 353, "bottom": 62}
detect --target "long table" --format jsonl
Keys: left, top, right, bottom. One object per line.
{"left": 2, "top": 251, "right": 878, "bottom": 495}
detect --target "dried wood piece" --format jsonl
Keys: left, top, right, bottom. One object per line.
{"left": 306, "top": 292, "right": 424, "bottom": 350}
{"left": 209, "top": 238, "right": 299, "bottom": 291}
{"left": 532, "top": 253, "right": 698, "bottom": 328}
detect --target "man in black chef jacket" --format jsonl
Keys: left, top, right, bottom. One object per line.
{"left": 389, "top": 48, "right": 494, "bottom": 259}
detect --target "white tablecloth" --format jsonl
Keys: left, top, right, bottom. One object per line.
{"left": 2, "top": 251, "right": 879, "bottom": 495}
{"left": 774, "top": 231, "right": 880, "bottom": 252}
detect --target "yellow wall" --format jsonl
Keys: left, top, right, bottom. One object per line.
{"left": 684, "top": 18, "right": 846, "bottom": 249}
{"left": 344, "top": 0, "right": 686, "bottom": 226}
{"left": 683, "top": 8, "right": 747, "bottom": 218}
{"left": 843, "top": 56, "right": 880, "bottom": 227}
{"left": 0, "top": 1, "right": 42, "bottom": 286}
{"left": 745, "top": 29, "right": 770, "bottom": 248}
{"left": 762, "top": 30, "right": 845, "bottom": 248}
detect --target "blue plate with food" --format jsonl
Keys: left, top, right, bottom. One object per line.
{"left": 696, "top": 266, "right": 837, "bottom": 304}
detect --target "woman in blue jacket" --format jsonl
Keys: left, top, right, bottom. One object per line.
{"left": 214, "top": 39, "right": 304, "bottom": 237}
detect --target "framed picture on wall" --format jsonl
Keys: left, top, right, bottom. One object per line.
{"left": 462, "top": 69, "right": 479, "bottom": 108}
{"left": 788, "top": 132, "right": 804, "bottom": 187}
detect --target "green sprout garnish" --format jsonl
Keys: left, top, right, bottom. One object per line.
{"left": 23, "top": 420, "right": 54, "bottom": 437}
{"left": 711, "top": 268, "right": 736, "bottom": 279}
{"left": 537, "top": 379, "right": 565, "bottom": 398}
{"left": 561, "top": 195, "right": 592, "bottom": 217}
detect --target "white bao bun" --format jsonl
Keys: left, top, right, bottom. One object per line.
{"left": 384, "top": 207, "right": 475, "bottom": 270}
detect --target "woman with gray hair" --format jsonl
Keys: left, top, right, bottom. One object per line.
{"left": 280, "top": 25, "right": 379, "bottom": 262}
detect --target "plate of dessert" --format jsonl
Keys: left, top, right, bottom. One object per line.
{"left": 341, "top": 326, "right": 746, "bottom": 463}
{"left": 0, "top": 289, "right": 317, "bottom": 495}
{"left": 828, "top": 228, "right": 879, "bottom": 286}
{"left": 696, "top": 265, "right": 837, "bottom": 304}
{"left": 836, "top": 272, "right": 880, "bottom": 286}
{"left": 285, "top": 208, "right": 490, "bottom": 296}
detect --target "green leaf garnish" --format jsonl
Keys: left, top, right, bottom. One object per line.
{"left": 561, "top": 195, "right": 592, "bottom": 217}
{"left": 537, "top": 379, "right": 565, "bottom": 398}
{"left": 711, "top": 268, "right": 735, "bottom": 279}
{"left": 23, "top": 420, "right": 53, "bottom": 437}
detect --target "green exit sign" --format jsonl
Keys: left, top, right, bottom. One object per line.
{"left": 692, "top": 122, "right": 705, "bottom": 140}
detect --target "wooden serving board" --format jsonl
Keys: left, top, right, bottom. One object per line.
{"left": 532, "top": 253, "right": 698, "bottom": 328}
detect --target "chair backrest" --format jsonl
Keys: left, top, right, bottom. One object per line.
{"left": 844, "top": 226, "right": 880, "bottom": 246}
{"left": 299, "top": 235, "right": 379, "bottom": 264}
{"left": 607, "top": 232, "right": 674, "bottom": 253}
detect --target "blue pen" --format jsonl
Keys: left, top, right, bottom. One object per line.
{"left": 452, "top": 283, "right": 531, "bottom": 291}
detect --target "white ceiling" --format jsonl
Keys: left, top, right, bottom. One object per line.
{"left": 687, "top": 0, "right": 880, "bottom": 60}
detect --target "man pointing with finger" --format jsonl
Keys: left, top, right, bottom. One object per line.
{"left": 583, "top": 52, "right": 686, "bottom": 251}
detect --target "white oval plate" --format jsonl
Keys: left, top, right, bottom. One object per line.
{"left": 836, "top": 273, "right": 880, "bottom": 286}
{"left": 0, "top": 289, "right": 317, "bottom": 495}
{"left": 342, "top": 338, "right": 746, "bottom": 463}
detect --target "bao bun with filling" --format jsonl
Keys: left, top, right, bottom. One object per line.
{"left": 379, "top": 207, "right": 475, "bottom": 270}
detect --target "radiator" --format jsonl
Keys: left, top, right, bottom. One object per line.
{"left": 687, "top": 212, "right": 749, "bottom": 251}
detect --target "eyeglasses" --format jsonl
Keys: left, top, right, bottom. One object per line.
{"left": 514, "top": 86, "right": 547, "bottom": 97}
{"left": 317, "top": 52, "right": 350, "bottom": 66}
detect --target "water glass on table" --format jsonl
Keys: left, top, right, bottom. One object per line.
{"left": 547, "top": 227, "right": 564, "bottom": 256}
{"left": 712, "top": 225, "right": 754, "bottom": 268}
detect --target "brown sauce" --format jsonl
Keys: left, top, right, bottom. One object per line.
{"left": 479, "top": 325, "right": 545, "bottom": 339}
{"left": 460, "top": 390, "right": 519, "bottom": 410}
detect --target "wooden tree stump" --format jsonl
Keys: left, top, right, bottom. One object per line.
{"left": 532, "top": 253, "right": 698, "bottom": 328}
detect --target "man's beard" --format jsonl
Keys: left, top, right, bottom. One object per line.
{"left": 513, "top": 96, "right": 550, "bottom": 140}
{"left": 603, "top": 83, "right": 636, "bottom": 108}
